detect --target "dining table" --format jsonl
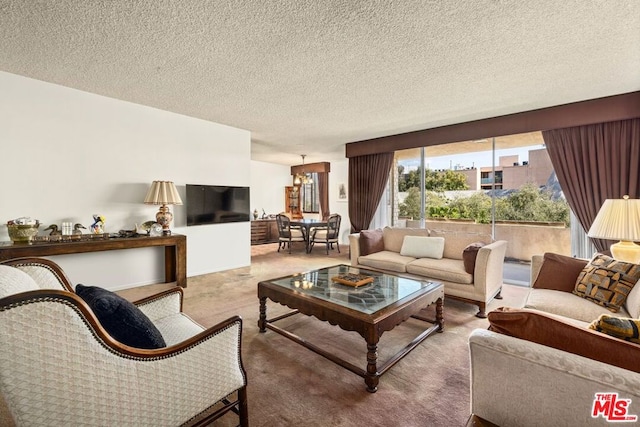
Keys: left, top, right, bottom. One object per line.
{"left": 290, "top": 218, "right": 328, "bottom": 253}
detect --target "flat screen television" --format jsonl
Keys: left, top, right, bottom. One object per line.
{"left": 186, "top": 184, "right": 251, "bottom": 226}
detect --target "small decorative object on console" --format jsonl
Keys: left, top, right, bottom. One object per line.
{"left": 90, "top": 214, "right": 105, "bottom": 234}
{"left": 7, "top": 217, "right": 40, "bottom": 244}
{"left": 331, "top": 273, "right": 374, "bottom": 287}
{"left": 149, "top": 223, "right": 163, "bottom": 237}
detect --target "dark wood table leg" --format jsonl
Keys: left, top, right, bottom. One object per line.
{"left": 365, "top": 341, "right": 379, "bottom": 393}
{"left": 436, "top": 297, "right": 444, "bottom": 332}
{"left": 258, "top": 297, "right": 267, "bottom": 332}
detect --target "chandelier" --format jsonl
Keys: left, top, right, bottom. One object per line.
{"left": 293, "top": 154, "right": 313, "bottom": 185}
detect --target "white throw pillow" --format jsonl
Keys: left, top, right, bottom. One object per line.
{"left": 400, "top": 236, "right": 445, "bottom": 259}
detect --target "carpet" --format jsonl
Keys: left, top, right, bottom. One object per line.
{"left": 120, "top": 243, "right": 529, "bottom": 426}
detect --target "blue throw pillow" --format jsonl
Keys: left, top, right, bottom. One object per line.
{"left": 75, "top": 284, "right": 166, "bottom": 349}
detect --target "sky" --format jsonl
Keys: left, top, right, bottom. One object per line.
{"left": 400, "top": 144, "right": 546, "bottom": 171}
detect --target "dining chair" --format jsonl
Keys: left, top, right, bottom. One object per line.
{"left": 309, "top": 214, "right": 341, "bottom": 254}
{"left": 276, "top": 214, "right": 306, "bottom": 254}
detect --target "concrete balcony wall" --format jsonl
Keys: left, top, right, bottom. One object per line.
{"left": 423, "top": 220, "right": 571, "bottom": 262}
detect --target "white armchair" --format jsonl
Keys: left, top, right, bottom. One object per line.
{"left": 0, "top": 257, "right": 248, "bottom": 427}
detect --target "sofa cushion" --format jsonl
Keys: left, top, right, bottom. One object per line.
{"left": 462, "top": 242, "right": 485, "bottom": 274}
{"left": 589, "top": 314, "right": 640, "bottom": 344}
{"left": 400, "top": 236, "right": 445, "bottom": 259}
{"left": 76, "top": 284, "right": 167, "bottom": 349}
{"left": 406, "top": 258, "right": 473, "bottom": 284}
{"left": 359, "top": 229, "right": 384, "bottom": 256}
{"left": 573, "top": 254, "right": 640, "bottom": 313}
{"left": 358, "top": 250, "right": 415, "bottom": 273}
{"left": 488, "top": 307, "right": 640, "bottom": 374}
{"left": 524, "top": 288, "right": 631, "bottom": 323}
{"left": 532, "top": 252, "right": 588, "bottom": 292}
{"left": 382, "top": 227, "right": 430, "bottom": 253}
{"left": 429, "top": 230, "right": 491, "bottom": 260}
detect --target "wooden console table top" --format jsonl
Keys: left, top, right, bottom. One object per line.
{"left": 0, "top": 234, "right": 187, "bottom": 287}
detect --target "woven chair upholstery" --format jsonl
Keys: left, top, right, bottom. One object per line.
{"left": 0, "top": 258, "right": 248, "bottom": 427}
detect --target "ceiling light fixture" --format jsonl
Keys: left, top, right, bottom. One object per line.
{"left": 293, "top": 154, "right": 313, "bottom": 185}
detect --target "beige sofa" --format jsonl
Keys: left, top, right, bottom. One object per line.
{"left": 349, "top": 227, "right": 508, "bottom": 317}
{"left": 469, "top": 253, "right": 640, "bottom": 426}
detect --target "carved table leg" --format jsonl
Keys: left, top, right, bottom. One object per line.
{"left": 258, "top": 297, "right": 267, "bottom": 332}
{"left": 436, "top": 297, "right": 444, "bottom": 332}
{"left": 365, "top": 342, "right": 379, "bottom": 393}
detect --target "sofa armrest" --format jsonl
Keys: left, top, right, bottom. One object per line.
{"left": 469, "top": 328, "right": 640, "bottom": 426}
{"left": 348, "top": 233, "right": 361, "bottom": 266}
{"left": 134, "top": 287, "right": 184, "bottom": 322}
{"left": 530, "top": 254, "right": 544, "bottom": 284}
{"left": 472, "top": 240, "right": 507, "bottom": 298}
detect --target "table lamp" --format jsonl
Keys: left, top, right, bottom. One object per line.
{"left": 144, "top": 181, "right": 183, "bottom": 235}
{"left": 587, "top": 195, "right": 640, "bottom": 263}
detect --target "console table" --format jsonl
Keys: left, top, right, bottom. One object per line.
{"left": 0, "top": 234, "right": 187, "bottom": 287}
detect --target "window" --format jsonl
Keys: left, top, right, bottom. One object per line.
{"left": 302, "top": 173, "right": 319, "bottom": 213}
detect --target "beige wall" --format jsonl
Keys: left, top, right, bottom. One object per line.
{"left": 424, "top": 220, "right": 570, "bottom": 262}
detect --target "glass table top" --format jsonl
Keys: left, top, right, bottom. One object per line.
{"left": 267, "top": 264, "right": 440, "bottom": 315}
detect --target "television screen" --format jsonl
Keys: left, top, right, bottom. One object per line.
{"left": 186, "top": 184, "right": 251, "bottom": 226}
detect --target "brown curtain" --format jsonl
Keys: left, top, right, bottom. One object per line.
{"left": 542, "top": 118, "right": 640, "bottom": 251}
{"left": 348, "top": 152, "right": 394, "bottom": 232}
{"left": 317, "top": 172, "right": 329, "bottom": 219}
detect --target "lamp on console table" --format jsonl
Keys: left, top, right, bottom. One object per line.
{"left": 588, "top": 195, "right": 640, "bottom": 264}
{"left": 144, "top": 180, "right": 183, "bottom": 235}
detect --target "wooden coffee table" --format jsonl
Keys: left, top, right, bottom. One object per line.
{"left": 258, "top": 264, "right": 444, "bottom": 392}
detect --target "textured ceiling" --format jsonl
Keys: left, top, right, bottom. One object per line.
{"left": 1, "top": 1, "right": 639, "bottom": 165}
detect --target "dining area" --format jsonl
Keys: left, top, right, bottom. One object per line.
{"left": 276, "top": 213, "right": 342, "bottom": 255}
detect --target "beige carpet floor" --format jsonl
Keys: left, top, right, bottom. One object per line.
{"left": 120, "top": 243, "right": 529, "bottom": 427}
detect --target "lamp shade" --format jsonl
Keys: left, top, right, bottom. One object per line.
{"left": 144, "top": 181, "right": 183, "bottom": 205}
{"left": 587, "top": 196, "right": 640, "bottom": 241}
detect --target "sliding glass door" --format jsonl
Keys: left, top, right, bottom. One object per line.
{"left": 391, "top": 132, "right": 572, "bottom": 285}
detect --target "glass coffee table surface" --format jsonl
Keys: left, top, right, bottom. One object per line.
{"left": 268, "top": 264, "right": 440, "bottom": 315}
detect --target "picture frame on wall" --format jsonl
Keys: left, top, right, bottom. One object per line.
{"left": 337, "top": 182, "right": 348, "bottom": 202}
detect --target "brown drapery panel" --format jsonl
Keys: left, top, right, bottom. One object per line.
{"left": 348, "top": 152, "right": 394, "bottom": 232}
{"left": 542, "top": 118, "right": 640, "bottom": 251}
{"left": 317, "top": 172, "right": 329, "bottom": 219}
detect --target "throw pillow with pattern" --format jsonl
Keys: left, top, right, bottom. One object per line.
{"left": 589, "top": 314, "right": 640, "bottom": 344}
{"left": 573, "top": 254, "right": 640, "bottom": 312}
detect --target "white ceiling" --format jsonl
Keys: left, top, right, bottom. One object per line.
{"left": 1, "top": 1, "right": 639, "bottom": 166}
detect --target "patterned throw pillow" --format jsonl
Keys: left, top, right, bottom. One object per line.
{"left": 589, "top": 314, "right": 640, "bottom": 344}
{"left": 573, "top": 254, "right": 640, "bottom": 312}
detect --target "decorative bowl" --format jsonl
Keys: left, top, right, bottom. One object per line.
{"left": 7, "top": 222, "right": 40, "bottom": 244}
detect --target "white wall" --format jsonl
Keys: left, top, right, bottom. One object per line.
{"left": 1, "top": 72, "right": 251, "bottom": 290}
{"left": 250, "top": 160, "right": 291, "bottom": 216}
{"left": 327, "top": 159, "right": 351, "bottom": 244}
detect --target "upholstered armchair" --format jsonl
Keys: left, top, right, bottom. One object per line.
{"left": 276, "top": 213, "right": 306, "bottom": 253}
{"left": 0, "top": 257, "right": 248, "bottom": 427}
{"left": 309, "top": 214, "right": 341, "bottom": 254}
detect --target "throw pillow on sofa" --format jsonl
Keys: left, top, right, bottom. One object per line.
{"left": 532, "top": 252, "right": 589, "bottom": 292}
{"left": 589, "top": 314, "right": 640, "bottom": 344}
{"left": 462, "top": 242, "right": 485, "bottom": 274}
{"left": 488, "top": 307, "right": 640, "bottom": 374}
{"left": 573, "top": 254, "right": 640, "bottom": 313}
{"left": 400, "top": 236, "right": 445, "bottom": 259}
{"left": 359, "top": 229, "right": 385, "bottom": 256}
{"left": 76, "top": 284, "right": 166, "bottom": 349}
